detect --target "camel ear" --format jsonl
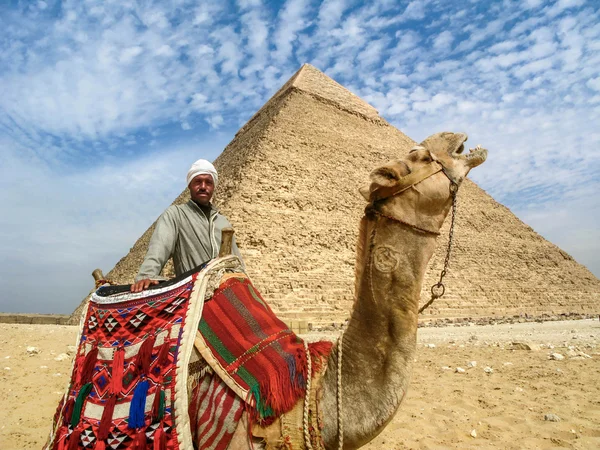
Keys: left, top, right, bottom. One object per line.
{"left": 362, "top": 161, "right": 410, "bottom": 202}
{"left": 359, "top": 185, "right": 370, "bottom": 201}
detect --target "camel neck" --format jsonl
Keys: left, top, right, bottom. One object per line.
{"left": 322, "top": 215, "right": 439, "bottom": 447}
{"left": 346, "top": 213, "right": 437, "bottom": 374}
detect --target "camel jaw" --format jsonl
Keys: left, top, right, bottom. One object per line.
{"left": 464, "top": 144, "right": 488, "bottom": 168}
{"left": 442, "top": 132, "right": 487, "bottom": 169}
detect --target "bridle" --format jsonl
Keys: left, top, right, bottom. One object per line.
{"left": 333, "top": 155, "right": 459, "bottom": 450}
{"left": 365, "top": 154, "right": 460, "bottom": 312}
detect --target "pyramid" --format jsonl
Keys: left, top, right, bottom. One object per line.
{"left": 71, "top": 64, "right": 600, "bottom": 325}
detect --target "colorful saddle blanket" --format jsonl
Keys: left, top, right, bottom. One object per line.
{"left": 45, "top": 255, "right": 332, "bottom": 450}
{"left": 194, "top": 276, "right": 332, "bottom": 424}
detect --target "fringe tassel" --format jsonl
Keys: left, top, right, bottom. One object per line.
{"left": 70, "top": 383, "right": 93, "bottom": 427}
{"left": 93, "top": 439, "right": 105, "bottom": 450}
{"left": 249, "top": 384, "right": 274, "bottom": 420}
{"left": 128, "top": 380, "right": 149, "bottom": 429}
{"left": 111, "top": 346, "right": 124, "bottom": 394}
{"left": 152, "top": 386, "right": 165, "bottom": 422}
{"left": 308, "top": 341, "right": 334, "bottom": 375}
{"left": 136, "top": 335, "right": 156, "bottom": 375}
{"left": 63, "top": 397, "right": 75, "bottom": 425}
{"left": 97, "top": 394, "right": 116, "bottom": 441}
{"left": 132, "top": 428, "right": 147, "bottom": 450}
{"left": 55, "top": 426, "right": 68, "bottom": 450}
{"left": 77, "top": 346, "right": 98, "bottom": 387}
{"left": 158, "top": 389, "right": 165, "bottom": 421}
{"left": 67, "top": 427, "right": 82, "bottom": 450}
{"left": 247, "top": 340, "right": 334, "bottom": 422}
{"left": 155, "top": 342, "right": 170, "bottom": 369}
{"left": 153, "top": 423, "right": 167, "bottom": 450}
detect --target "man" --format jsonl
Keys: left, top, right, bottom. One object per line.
{"left": 130, "top": 159, "right": 244, "bottom": 293}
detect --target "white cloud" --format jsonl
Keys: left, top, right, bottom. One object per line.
{"left": 588, "top": 77, "right": 600, "bottom": 91}
{"left": 401, "top": 1, "right": 427, "bottom": 21}
{"left": 357, "top": 38, "right": 389, "bottom": 68}
{"left": 317, "top": 0, "right": 348, "bottom": 30}
{"left": 513, "top": 57, "right": 554, "bottom": 77}
{"left": 524, "top": 0, "right": 544, "bottom": 9}
{"left": 546, "top": 0, "right": 586, "bottom": 18}
{"left": 238, "top": 1, "right": 270, "bottom": 75}
{"left": 433, "top": 30, "right": 454, "bottom": 51}
{"left": 413, "top": 92, "right": 455, "bottom": 113}
{"left": 273, "top": 0, "right": 311, "bottom": 63}
{"left": 206, "top": 114, "right": 224, "bottom": 129}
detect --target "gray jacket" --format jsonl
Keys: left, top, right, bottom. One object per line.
{"left": 135, "top": 200, "right": 244, "bottom": 281}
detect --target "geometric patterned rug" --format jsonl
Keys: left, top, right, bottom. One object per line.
{"left": 44, "top": 256, "right": 243, "bottom": 450}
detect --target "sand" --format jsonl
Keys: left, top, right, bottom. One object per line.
{"left": 1, "top": 320, "right": 599, "bottom": 449}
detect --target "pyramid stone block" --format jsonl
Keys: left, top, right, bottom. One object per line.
{"left": 72, "top": 64, "right": 600, "bottom": 325}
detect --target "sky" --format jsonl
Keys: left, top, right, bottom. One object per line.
{"left": 0, "top": 0, "right": 599, "bottom": 314}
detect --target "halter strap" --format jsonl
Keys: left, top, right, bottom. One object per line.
{"left": 368, "top": 157, "right": 456, "bottom": 235}
{"left": 369, "top": 160, "right": 444, "bottom": 202}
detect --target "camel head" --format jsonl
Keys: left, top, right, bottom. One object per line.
{"left": 360, "top": 132, "right": 487, "bottom": 233}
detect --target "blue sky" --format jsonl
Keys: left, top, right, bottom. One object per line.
{"left": 1, "top": 0, "right": 599, "bottom": 314}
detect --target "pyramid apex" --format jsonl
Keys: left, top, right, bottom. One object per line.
{"left": 290, "top": 63, "right": 379, "bottom": 119}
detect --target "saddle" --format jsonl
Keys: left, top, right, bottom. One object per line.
{"left": 45, "top": 256, "right": 332, "bottom": 450}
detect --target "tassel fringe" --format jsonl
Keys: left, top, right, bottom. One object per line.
{"left": 97, "top": 394, "right": 116, "bottom": 440}
{"left": 136, "top": 335, "right": 156, "bottom": 375}
{"left": 77, "top": 346, "right": 98, "bottom": 387}
{"left": 67, "top": 428, "right": 82, "bottom": 450}
{"left": 132, "top": 428, "right": 147, "bottom": 450}
{"left": 247, "top": 340, "right": 334, "bottom": 423}
{"left": 129, "top": 380, "right": 149, "bottom": 429}
{"left": 153, "top": 423, "right": 166, "bottom": 450}
{"left": 55, "top": 426, "right": 68, "bottom": 450}
{"left": 308, "top": 341, "right": 334, "bottom": 375}
{"left": 152, "top": 386, "right": 165, "bottom": 422}
{"left": 111, "top": 346, "right": 124, "bottom": 394}
{"left": 71, "top": 383, "right": 93, "bottom": 427}
{"left": 155, "top": 342, "right": 170, "bottom": 369}
{"left": 63, "top": 397, "right": 75, "bottom": 425}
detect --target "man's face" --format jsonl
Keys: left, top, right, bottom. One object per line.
{"left": 189, "top": 174, "right": 215, "bottom": 206}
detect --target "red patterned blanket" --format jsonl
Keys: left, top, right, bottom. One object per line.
{"left": 45, "top": 256, "right": 332, "bottom": 450}
{"left": 195, "top": 277, "right": 332, "bottom": 424}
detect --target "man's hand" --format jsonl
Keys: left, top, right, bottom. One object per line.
{"left": 130, "top": 279, "right": 160, "bottom": 293}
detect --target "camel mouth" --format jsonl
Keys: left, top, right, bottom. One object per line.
{"left": 449, "top": 133, "right": 469, "bottom": 158}
{"left": 464, "top": 145, "right": 488, "bottom": 167}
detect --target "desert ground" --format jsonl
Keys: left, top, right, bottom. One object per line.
{"left": 0, "top": 319, "right": 598, "bottom": 450}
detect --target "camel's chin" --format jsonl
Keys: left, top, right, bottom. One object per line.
{"left": 465, "top": 147, "right": 488, "bottom": 167}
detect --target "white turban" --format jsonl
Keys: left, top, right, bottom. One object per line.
{"left": 186, "top": 159, "right": 218, "bottom": 188}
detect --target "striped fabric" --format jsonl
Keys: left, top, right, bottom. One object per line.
{"left": 188, "top": 372, "right": 245, "bottom": 450}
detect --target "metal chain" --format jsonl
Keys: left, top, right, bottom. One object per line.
{"left": 419, "top": 183, "right": 458, "bottom": 314}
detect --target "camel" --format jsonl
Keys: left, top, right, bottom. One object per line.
{"left": 318, "top": 131, "right": 486, "bottom": 449}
